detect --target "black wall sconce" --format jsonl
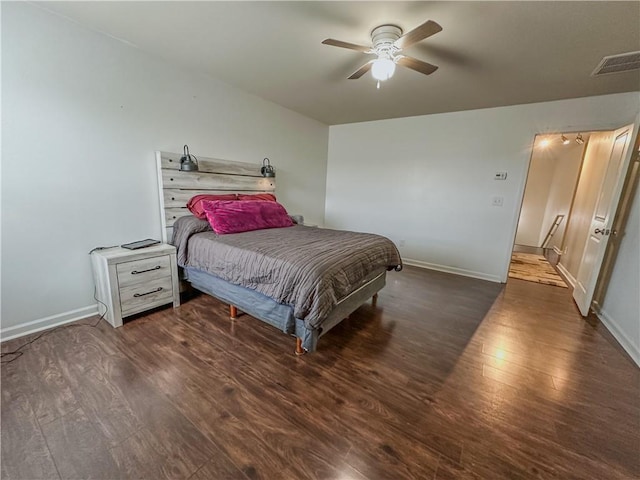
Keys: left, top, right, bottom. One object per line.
{"left": 179, "top": 144, "right": 199, "bottom": 172}
{"left": 261, "top": 157, "right": 275, "bottom": 177}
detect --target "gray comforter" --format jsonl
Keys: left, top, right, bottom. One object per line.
{"left": 172, "top": 216, "right": 402, "bottom": 329}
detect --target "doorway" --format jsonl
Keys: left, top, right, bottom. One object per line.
{"left": 510, "top": 132, "right": 593, "bottom": 288}
{"left": 510, "top": 123, "right": 637, "bottom": 317}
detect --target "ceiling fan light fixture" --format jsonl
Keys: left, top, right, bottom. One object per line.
{"left": 322, "top": 19, "right": 442, "bottom": 83}
{"left": 371, "top": 57, "right": 396, "bottom": 81}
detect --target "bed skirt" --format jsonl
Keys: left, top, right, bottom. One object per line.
{"left": 184, "top": 266, "right": 386, "bottom": 352}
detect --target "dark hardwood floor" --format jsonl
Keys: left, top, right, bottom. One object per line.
{"left": 2, "top": 266, "right": 638, "bottom": 479}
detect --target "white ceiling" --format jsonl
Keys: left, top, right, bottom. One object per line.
{"left": 38, "top": 1, "right": 640, "bottom": 125}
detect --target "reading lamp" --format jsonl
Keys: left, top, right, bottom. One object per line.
{"left": 179, "top": 145, "right": 199, "bottom": 172}
{"left": 261, "top": 157, "right": 275, "bottom": 177}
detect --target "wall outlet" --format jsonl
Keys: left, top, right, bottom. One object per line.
{"left": 494, "top": 171, "right": 508, "bottom": 180}
{"left": 491, "top": 196, "right": 504, "bottom": 207}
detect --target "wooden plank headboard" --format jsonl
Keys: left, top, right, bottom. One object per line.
{"left": 155, "top": 151, "right": 276, "bottom": 242}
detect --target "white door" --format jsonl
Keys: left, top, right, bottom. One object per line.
{"left": 573, "top": 123, "right": 637, "bottom": 316}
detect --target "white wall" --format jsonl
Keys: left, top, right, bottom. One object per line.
{"left": 539, "top": 140, "right": 586, "bottom": 251}
{"left": 1, "top": 3, "right": 329, "bottom": 336}
{"left": 326, "top": 93, "right": 640, "bottom": 282}
{"left": 515, "top": 142, "right": 555, "bottom": 246}
{"left": 598, "top": 187, "right": 640, "bottom": 366}
{"left": 560, "top": 132, "right": 614, "bottom": 281}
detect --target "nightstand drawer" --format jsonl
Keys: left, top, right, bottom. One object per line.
{"left": 116, "top": 255, "right": 171, "bottom": 287}
{"left": 120, "top": 276, "right": 174, "bottom": 316}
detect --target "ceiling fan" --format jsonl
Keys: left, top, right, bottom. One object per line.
{"left": 322, "top": 20, "right": 442, "bottom": 86}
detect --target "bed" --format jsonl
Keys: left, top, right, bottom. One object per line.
{"left": 156, "top": 151, "right": 402, "bottom": 354}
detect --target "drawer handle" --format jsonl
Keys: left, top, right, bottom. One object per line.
{"left": 131, "top": 266, "right": 161, "bottom": 275}
{"left": 133, "top": 287, "right": 163, "bottom": 297}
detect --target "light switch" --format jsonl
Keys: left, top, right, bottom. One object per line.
{"left": 494, "top": 171, "right": 507, "bottom": 180}
{"left": 492, "top": 196, "right": 504, "bottom": 207}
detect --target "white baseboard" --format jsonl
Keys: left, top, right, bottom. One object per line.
{"left": 1, "top": 305, "right": 98, "bottom": 342}
{"left": 556, "top": 262, "right": 576, "bottom": 288}
{"left": 403, "top": 258, "right": 503, "bottom": 283}
{"left": 596, "top": 308, "right": 640, "bottom": 367}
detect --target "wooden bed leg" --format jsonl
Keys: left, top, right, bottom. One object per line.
{"left": 229, "top": 305, "right": 237, "bottom": 320}
{"left": 372, "top": 293, "right": 378, "bottom": 307}
{"left": 295, "top": 337, "right": 305, "bottom": 356}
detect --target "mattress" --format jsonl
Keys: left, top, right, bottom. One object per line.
{"left": 172, "top": 215, "right": 402, "bottom": 330}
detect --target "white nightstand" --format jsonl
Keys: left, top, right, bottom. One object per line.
{"left": 91, "top": 244, "right": 180, "bottom": 327}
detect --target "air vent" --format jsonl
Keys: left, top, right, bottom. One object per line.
{"left": 591, "top": 51, "right": 640, "bottom": 76}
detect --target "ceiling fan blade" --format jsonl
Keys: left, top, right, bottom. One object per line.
{"left": 394, "top": 20, "right": 442, "bottom": 50}
{"left": 396, "top": 56, "right": 439, "bottom": 75}
{"left": 322, "top": 38, "right": 371, "bottom": 53}
{"left": 348, "top": 61, "right": 374, "bottom": 79}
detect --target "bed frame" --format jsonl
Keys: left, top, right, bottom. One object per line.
{"left": 155, "top": 150, "right": 383, "bottom": 354}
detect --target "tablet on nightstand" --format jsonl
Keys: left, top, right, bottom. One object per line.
{"left": 121, "top": 239, "right": 161, "bottom": 250}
